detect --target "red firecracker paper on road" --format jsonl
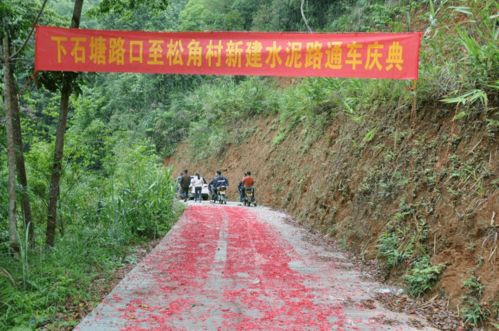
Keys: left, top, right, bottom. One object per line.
{"left": 35, "top": 26, "right": 422, "bottom": 80}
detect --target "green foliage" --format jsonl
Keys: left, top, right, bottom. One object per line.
{"left": 0, "top": 0, "right": 43, "bottom": 41}
{"left": 442, "top": 89, "right": 489, "bottom": 121}
{"left": 377, "top": 200, "right": 431, "bottom": 272}
{"left": 403, "top": 256, "right": 445, "bottom": 297}
{"left": 377, "top": 232, "right": 410, "bottom": 268}
{"left": 463, "top": 276, "right": 484, "bottom": 298}
{"left": 460, "top": 276, "right": 490, "bottom": 327}
{"left": 1, "top": 0, "right": 179, "bottom": 322}
{"left": 180, "top": 0, "right": 245, "bottom": 31}
{"left": 461, "top": 297, "right": 490, "bottom": 327}
{"left": 103, "top": 142, "right": 176, "bottom": 238}
{"left": 362, "top": 128, "right": 377, "bottom": 144}
{"left": 0, "top": 145, "right": 7, "bottom": 224}
{"left": 0, "top": 141, "right": 176, "bottom": 329}
{"left": 90, "top": 0, "right": 169, "bottom": 15}
{"left": 272, "top": 130, "right": 287, "bottom": 146}
{"left": 442, "top": 89, "right": 488, "bottom": 109}
{"left": 0, "top": 267, "right": 15, "bottom": 287}
{"left": 430, "top": 0, "right": 498, "bottom": 116}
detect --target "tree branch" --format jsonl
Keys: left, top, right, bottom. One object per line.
{"left": 300, "top": 0, "right": 313, "bottom": 33}
{"left": 10, "top": 0, "right": 49, "bottom": 60}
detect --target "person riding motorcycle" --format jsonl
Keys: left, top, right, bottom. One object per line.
{"left": 242, "top": 171, "right": 256, "bottom": 205}
{"left": 209, "top": 170, "right": 229, "bottom": 202}
{"left": 242, "top": 171, "right": 255, "bottom": 189}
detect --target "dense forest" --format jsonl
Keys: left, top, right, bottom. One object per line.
{"left": 1, "top": 0, "right": 497, "bottom": 329}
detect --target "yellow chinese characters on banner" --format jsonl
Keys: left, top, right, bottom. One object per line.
{"left": 36, "top": 27, "right": 421, "bottom": 80}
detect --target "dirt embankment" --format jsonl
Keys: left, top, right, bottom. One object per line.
{"left": 165, "top": 105, "right": 498, "bottom": 315}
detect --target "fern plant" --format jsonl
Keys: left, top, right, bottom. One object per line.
{"left": 403, "top": 256, "right": 445, "bottom": 297}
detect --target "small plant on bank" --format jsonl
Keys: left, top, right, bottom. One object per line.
{"left": 461, "top": 276, "right": 490, "bottom": 327}
{"left": 403, "top": 256, "right": 445, "bottom": 297}
{"left": 362, "top": 127, "right": 377, "bottom": 144}
{"left": 377, "top": 200, "right": 418, "bottom": 269}
{"left": 272, "top": 130, "right": 287, "bottom": 146}
{"left": 463, "top": 276, "right": 484, "bottom": 298}
{"left": 461, "top": 297, "right": 490, "bottom": 327}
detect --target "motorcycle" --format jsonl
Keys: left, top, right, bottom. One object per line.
{"left": 243, "top": 187, "right": 257, "bottom": 207}
{"left": 216, "top": 186, "right": 227, "bottom": 204}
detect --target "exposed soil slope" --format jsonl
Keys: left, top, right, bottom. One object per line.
{"left": 166, "top": 105, "right": 498, "bottom": 320}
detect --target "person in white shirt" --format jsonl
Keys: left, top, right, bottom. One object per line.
{"left": 192, "top": 173, "right": 204, "bottom": 202}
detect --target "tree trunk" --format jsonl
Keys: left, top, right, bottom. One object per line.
{"left": 46, "top": 0, "right": 84, "bottom": 247}
{"left": 2, "top": 27, "right": 20, "bottom": 256}
{"left": 10, "top": 72, "right": 34, "bottom": 247}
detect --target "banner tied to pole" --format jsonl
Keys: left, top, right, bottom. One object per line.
{"left": 35, "top": 26, "right": 422, "bottom": 80}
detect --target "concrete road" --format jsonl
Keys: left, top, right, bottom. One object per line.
{"left": 75, "top": 203, "right": 435, "bottom": 330}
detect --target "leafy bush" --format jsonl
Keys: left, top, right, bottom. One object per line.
{"left": 377, "top": 232, "right": 410, "bottom": 268}
{"left": 60, "top": 141, "right": 176, "bottom": 240}
{"left": 403, "top": 256, "right": 445, "bottom": 297}
{"left": 103, "top": 142, "right": 176, "bottom": 238}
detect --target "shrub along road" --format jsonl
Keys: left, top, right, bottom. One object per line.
{"left": 76, "top": 203, "right": 436, "bottom": 330}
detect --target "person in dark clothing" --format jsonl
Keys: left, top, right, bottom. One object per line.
{"left": 209, "top": 170, "right": 229, "bottom": 202}
{"left": 180, "top": 170, "right": 191, "bottom": 202}
{"left": 238, "top": 172, "right": 247, "bottom": 202}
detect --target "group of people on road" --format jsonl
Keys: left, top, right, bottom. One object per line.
{"left": 176, "top": 169, "right": 255, "bottom": 204}
{"left": 177, "top": 170, "right": 206, "bottom": 202}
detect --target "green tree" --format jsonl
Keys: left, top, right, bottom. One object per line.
{"left": 1, "top": 0, "right": 49, "bottom": 250}
{"left": 46, "top": 0, "right": 84, "bottom": 247}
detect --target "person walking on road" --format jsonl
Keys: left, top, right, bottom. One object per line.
{"left": 192, "top": 173, "right": 204, "bottom": 202}
{"left": 180, "top": 170, "right": 191, "bottom": 202}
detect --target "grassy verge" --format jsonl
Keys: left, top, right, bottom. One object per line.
{"left": 0, "top": 203, "right": 183, "bottom": 330}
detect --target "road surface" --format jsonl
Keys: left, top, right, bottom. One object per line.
{"left": 76, "top": 203, "right": 435, "bottom": 330}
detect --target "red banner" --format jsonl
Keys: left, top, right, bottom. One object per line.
{"left": 35, "top": 26, "right": 422, "bottom": 80}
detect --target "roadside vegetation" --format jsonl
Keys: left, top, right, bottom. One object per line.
{"left": 0, "top": 0, "right": 497, "bottom": 329}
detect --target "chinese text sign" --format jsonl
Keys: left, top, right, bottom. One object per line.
{"left": 35, "top": 26, "right": 422, "bottom": 80}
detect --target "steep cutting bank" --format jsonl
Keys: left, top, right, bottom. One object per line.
{"left": 166, "top": 103, "right": 498, "bottom": 323}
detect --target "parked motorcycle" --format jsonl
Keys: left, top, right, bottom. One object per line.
{"left": 243, "top": 187, "right": 257, "bottom": 207}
